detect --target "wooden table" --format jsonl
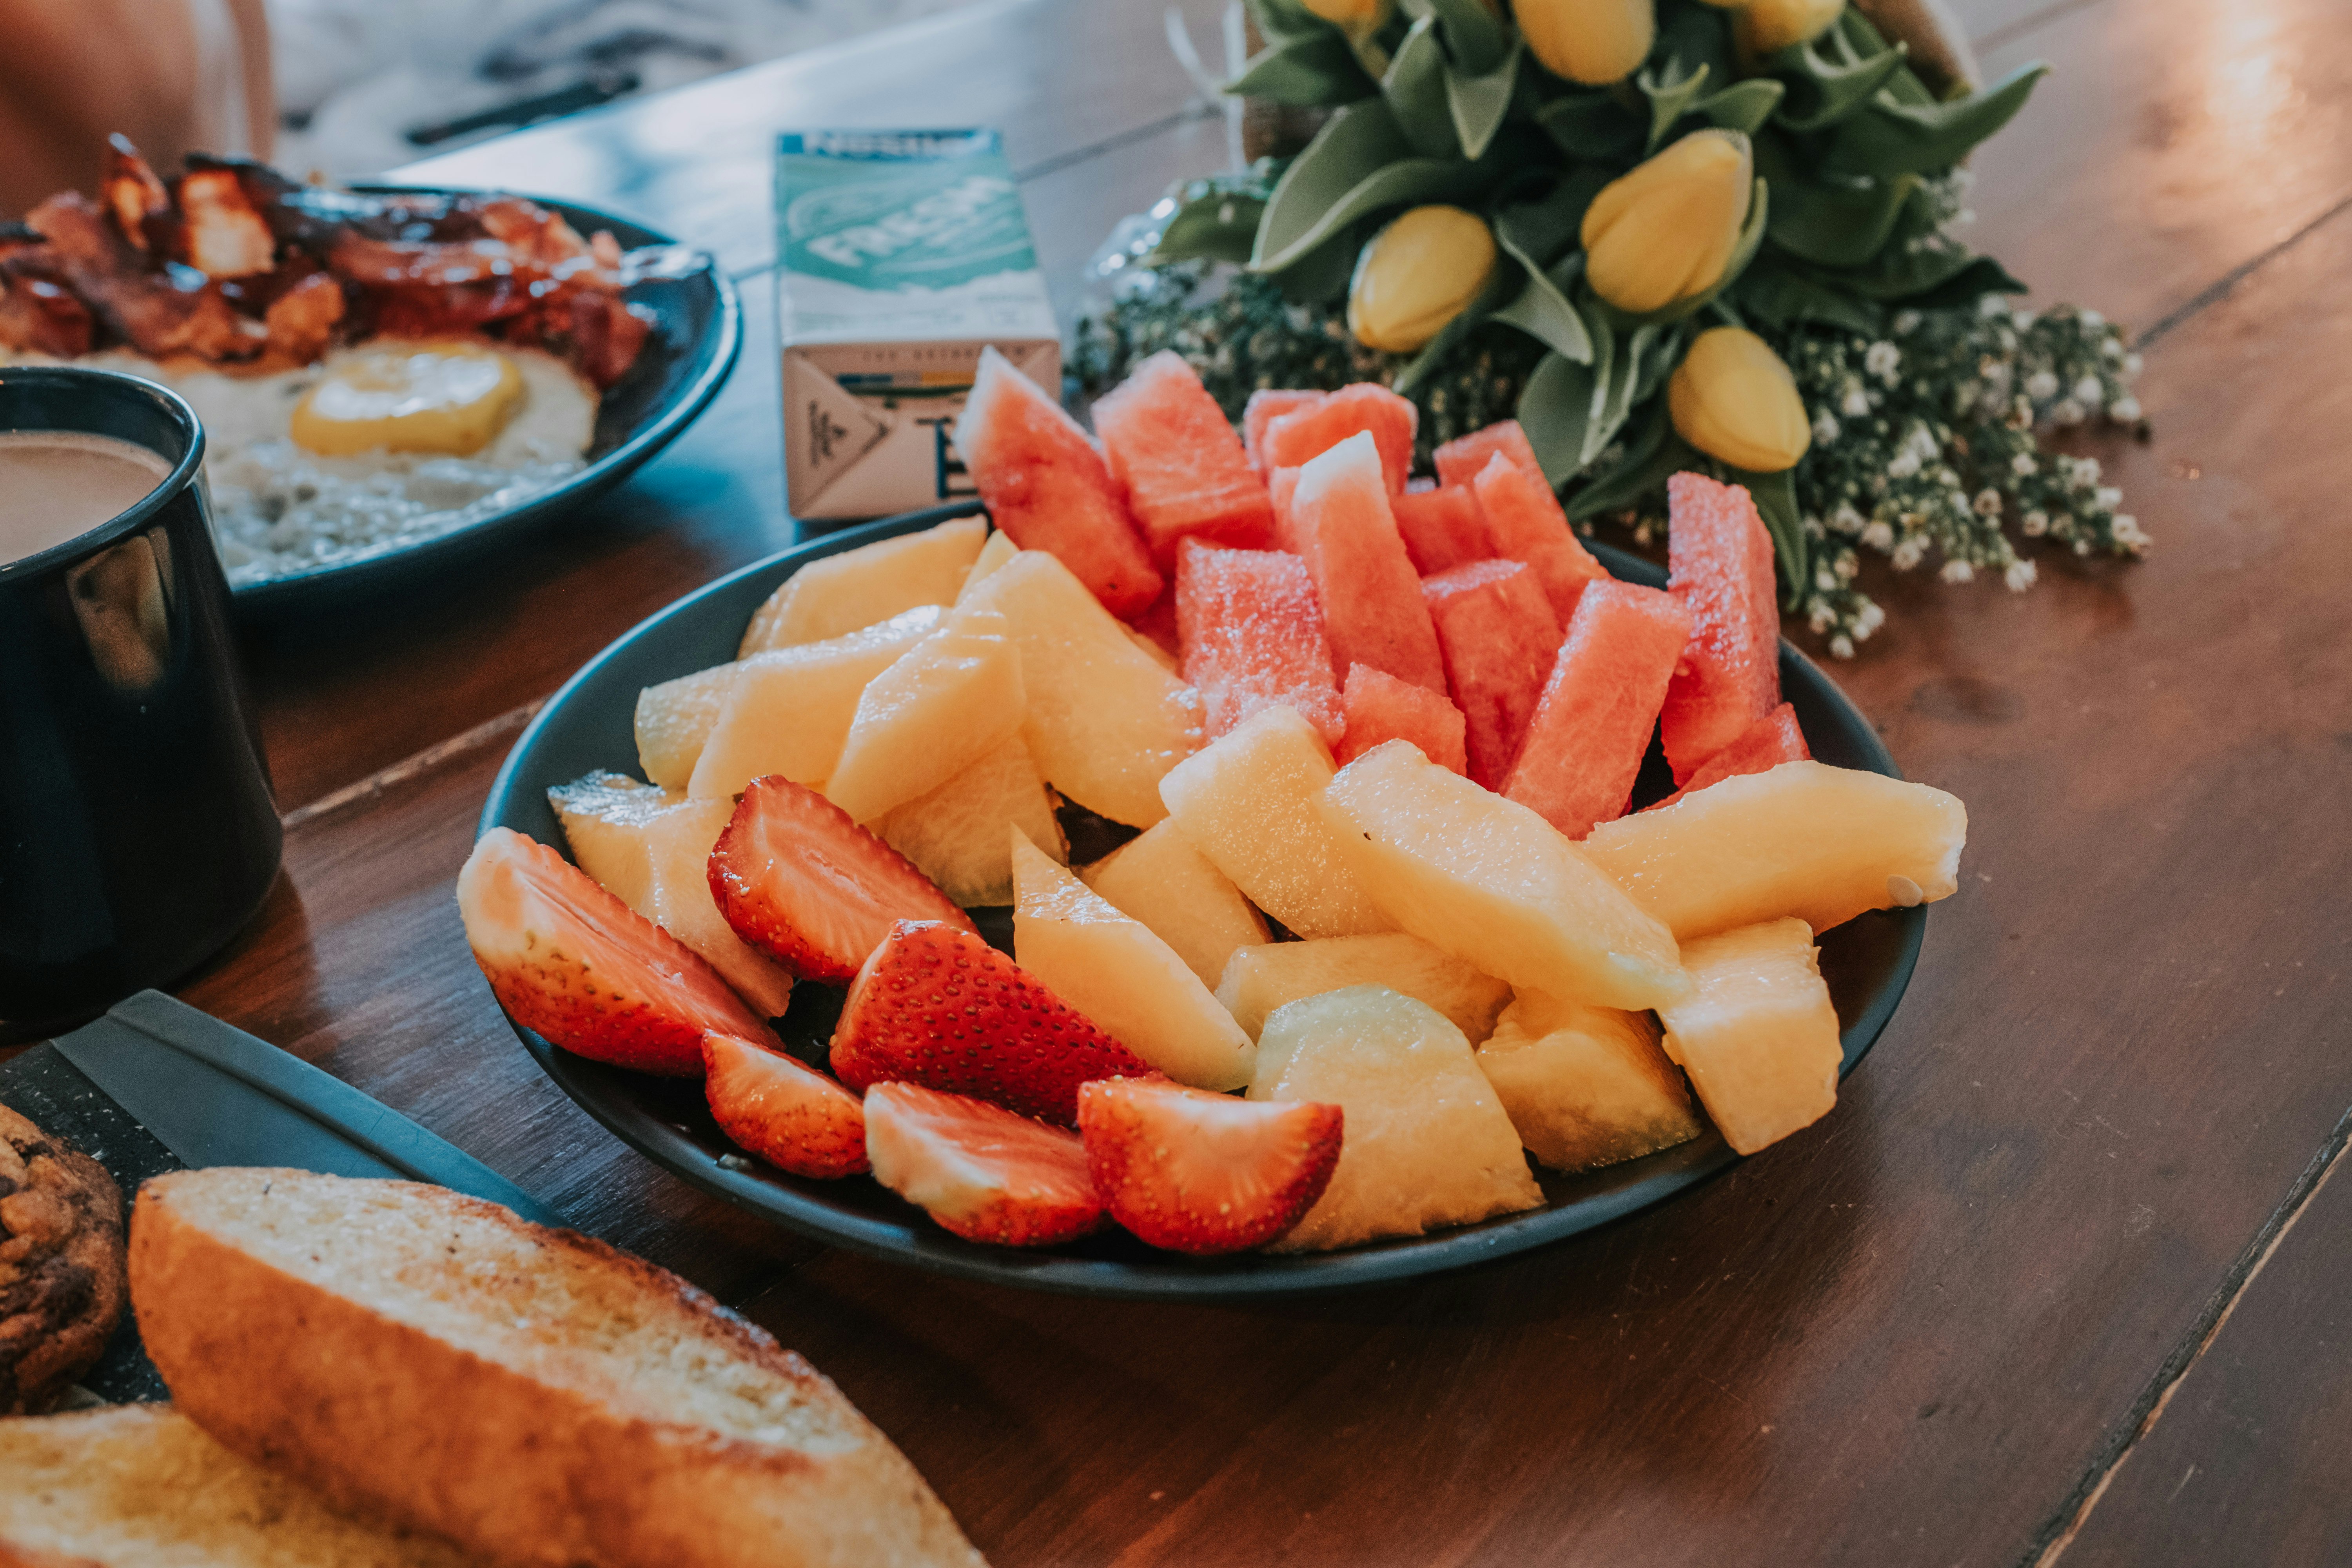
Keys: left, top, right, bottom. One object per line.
{"left": 89, "top": 0, "right": 2352, "bottom": 1559}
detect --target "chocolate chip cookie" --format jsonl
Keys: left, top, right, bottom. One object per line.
{"left": 0, "top": 1101, "right": 127, "bottom": 1414}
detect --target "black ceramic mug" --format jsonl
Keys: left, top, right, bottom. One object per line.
{"left": 0, "top": 366, "right": 281, "bottom": 1044}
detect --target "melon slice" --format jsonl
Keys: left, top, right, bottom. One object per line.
{"left": 1434, "top": 419, "right": 1544, "bottom": 490}
{"left": 874, "top": 732, "right": 1065, "bottom": 907}
{"left": 1581, "top": 759, "right": 1967, "bottom": 938}
{"left": 1012, "top": 830, "right": 1257, "bottom": 1091}
{"left": 738, "top": 516, "right": 986, "bottom": 655}
{"left": 1319, "top": 739, "right": 1686, "bottom": 1011}
{"left": 1336, "top": 662, "right": 1468, "bottom": 775}
{"left": 824, "top": 608, "right": 1025, "bottom": 825}
{"left": 635, "top": 662, "right": 739, "bottom": 791}
{"left": 1659, "top": 471, "right": 1781, "bottom": 784}
{"left": 1475, "top": 991, "right": 1700, "bottom": 1172}
{"left": 1421, "top": 558, "right": 1563, "bottom": 789}
{"left": 1175, "top": 540, "right": 1343, "bottom": 745}
{"left": 950, "top": 345, "right": 1162, "bottom": 618}
{"left": 1249, "top": 986, "right": 1540, "bottom": 1251}
{"left": 956, "top": 529, "right": 1020, "bottom": 603}
{"left": 1243, "top": 388, "right": 1325, "bottom": 477}
{"left": 1216, "top": 932, "right": 1511, "bottom": 1043}
{"left": 548, "top": 772, "right": 796, "bottom": 1016}
{"left": 685, "top": 606, "right": 945, "bottom": 800}
{"left": 1653, "top": 701, "right": 1809, "bottom": 809}
{"left": 1503, "top": 578, "right": 1691, "bottom": 839}
{"left": 1289, "top": 433, "right": 1447, "bottom": 695}
{"left": 1158, "top": 704, "right": 1392, "bottom": 940}
{"left": 1655, "top": 918, "right": 1841, "bottom": 1155}
{"left": 1258, "top": 383, "right": 1417, "bottom": 494}
{"left": 1093, "top": 350, "right": 1276, "bottom": 565}
{"left": 1081, "top": 818, "right": 1269, "bottom": 989}
{"left": 1470, "top": 452, "right": 1608, "bottom": 624}
{"left": 958, "top": 550, "right": 1203, "bottom": 828}
{"left": 1391, "top": 484, "right": 1492, "bottom": 576}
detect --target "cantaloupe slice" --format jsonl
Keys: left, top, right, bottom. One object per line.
{"left": 1475, "top": 991, "right": 1699, "bottom": 1172}
{"left": 738, "top": 516, "right": 986, "bottom": 655}
{"left": 956, "top": 530, "right": 1019, "bottom": 602}
{"left": 1655, "top": 918, "right": 1841, "bottom": 1155}
{"left": 1579, "top": 759, "right": 1967, "bottom": 938}
{"left": 635, "top": 662, "right": 740, "bottom": 791}
{"left": 1249, "top": 985, "right": 1540, "bottom": 1250}
{"left": 685, "top": 606, "right": 944, "bottom": 800}
{"left": 1011, "top": 830, "right": 1256, "bottom": 1091}
{"left": 874, "top": 733, "right": 1064, "bottom": 908}
{"left": 1215, "top": 933, "right": 1511, "bottom": 1044}
{"left": 824, "top": 608, "right": 1025, "bottom": 825}
{"left": 1318, "top": 739, "right": 1686, "bottom": 1012}
{"left": 1080, "top": 820, "right": 1268, "bottom": 989}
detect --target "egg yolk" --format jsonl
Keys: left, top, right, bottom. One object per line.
{"left": 290, "top": 341, "right": 526, "bottom": 458}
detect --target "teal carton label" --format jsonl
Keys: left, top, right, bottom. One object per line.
{"left": 777, "top": 130, "right": 1037, "bottom": 292}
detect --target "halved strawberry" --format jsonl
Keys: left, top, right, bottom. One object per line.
{"left": 863, "top": 1082, "right": 1105, "bottom": 1246}
{"left": 702, "top": 1032, "right": 868, "bottom": 1178}
{"left": 1077, "top": 1076, "right": 1343, "bottom": 1254}
{"left": 830, "top": 920, "right": 1154, "bottom": 1125}
{"left": 456, "top": 827, "right": 779, "bottom": 1076}
{"left": 708, "top": 775, "right": 976, "bottom": 984}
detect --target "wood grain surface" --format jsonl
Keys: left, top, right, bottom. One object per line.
{"left": 78, "top": 0, "right": 2352, "bottom": 1560}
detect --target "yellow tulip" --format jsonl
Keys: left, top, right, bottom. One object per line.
{"left": 1734, "top": 0, "right": 1846, "bottom": 56}
{"left": 1515, "top": 0, "right": 1654, "bottom": 87}
{"left": 1301, "top": 0, "right": 1394, "bottom": 39}
{"left": 1348, "top": 206, "right": 1499, "bottom": 353}
{"left": 1668, "top": 327, "right": 1812, "bottom": 472}
{"left": 1579, "top": 129, "right": 1753, "bottom": 315}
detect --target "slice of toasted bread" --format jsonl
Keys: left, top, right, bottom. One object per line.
{"left": 129, "top": 1169, "right": 985, "bottom": 1568}
{"left": 0, "top": 1403, "right": 479, "bottom": 1566}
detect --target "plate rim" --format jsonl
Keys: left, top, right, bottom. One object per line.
{"left": 480, "top": 503, "right": 1926, "bottom": 1300}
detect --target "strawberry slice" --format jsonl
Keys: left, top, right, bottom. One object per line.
{"left": 1077, "top": 1077, "right": 1344, "bottom": 1254}
{"left": 830, "top": 920, "right": 1154, "bottom": 1125}
{"left": 456, "top": 827, "right": 779, "bottom": 1076}
{"left": 863, "top": 1082, "right": 1105, "bottom": 1247}
{"left": 702, "top": 1032, "right": 869, "bottom": 1178}
{"left": 708, "top": 775, "right": 976, "bottom": 984}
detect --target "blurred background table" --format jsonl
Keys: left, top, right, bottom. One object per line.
{"left": 112, "top": 0, "right": 2352, "bottom": 1560}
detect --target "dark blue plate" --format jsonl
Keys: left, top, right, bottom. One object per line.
{"left": 231, "top": 188, "right": 740, "bottom": 617}
{"left": 481, "top": 504, "right": 1925, "bottom": 1299}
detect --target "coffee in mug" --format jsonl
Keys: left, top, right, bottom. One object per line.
{"left": 0, "top": 431, "right": 175, "bottom": 565}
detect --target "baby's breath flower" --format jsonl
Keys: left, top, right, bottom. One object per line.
{"left": 1865, "top": 341, "right": 1903, "bottom": 381}
{"left": 1940, "top": 559, "right": 1975, "bottom": 583}
{"left": 2071, "top": 374, "right": 2105, "bottom": 407}
{"left": 1812, "top": 410, "right": 1841, "bottom": 445}
{"left": 1973, "top": 487, "right": 2004, "bottom": 517}
{"left": 1892, "top": 539, "right": 1926, "bottom": 571}
{"left": 1862, "top": 519, "right": 1895, "bottom": 550}
{"left": 2021, "top": 508, "right": 2049, "bottom": 536}
{"left": 2110, "top": 395, "right": 2142, "bottom": 421}
{"left": 2011, "top": 451, "right": 2037, "bottom": 477}
{"left": 2025, "top": 369, "right": 2060, "bottom": 400}
{"left": 1841, "top": 385, "right": 1872, "bottom": 417}
{"left": 1830, "top": 634, "right": 1856, "bottom": 659}
{"left": 2004, "top": 559, "right": 2037, "bottom": 591}
{"left": 2051, "top": 398, "right": 2085, "bottom": 426}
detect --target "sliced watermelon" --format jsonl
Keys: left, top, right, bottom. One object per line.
{"left": 1391, "top": 484, "right": 1492, "bottom": 577}
{"left": 1421, "top": 558, "right": 1564, "bottom": 789}
{"left": 1503, "top": 579, "right": 1692, "bottom": 839}
{"left": 1268, "top": 465, "right": 1301, "bottom": 553}
{"left": 1259, "top": 383, "right": 1417, "bottom": 494}
{"left": 1336, "top": 662, "right": 1468, "bottom": 775}
{"left": 1651, "top": 701, "right": 1809, "bottom": 809}
{"left": 1176, "top": 540, "right": 1344, "bottom": 744}
{"left": 1244, "top": 388, "right": 1325, "bottom": 478}
{"left": 1094, "top": 351, "right": 1276, "bottom": 566}
{"left": 951, "top": 346, "right": 1161, "bottom": 619}
{"left": 1287, "top": 432, "right": 1447, "bottom": 695}
{"left": 1129, "top": 583, "right": 1182, "bottom": 659}
{"left": 1659, "top": 471, "right": 1781, "bottom": 783}
{"left": 1470, "top": 452, "right": 1608, "bottom": 624}
{"left": 1435, "top": 419, "right": 1544, "bottom": 490}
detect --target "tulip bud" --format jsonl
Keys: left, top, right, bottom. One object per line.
{"left": 1515, "top": 0, "right": 1654, "bottom": 87}
{"left": 1348, "top": 206, "right": 1499, "bottom": 353}
{"left": 1668, "top": 327, "right": 1813, "bottom": 472}
{"left": 1734, "top": 0, "right": 1846, "bottom": 56}
{"left": 1579, "top": 129, "right": 1753, "bottom": 315}
{"left": 1301, "top": 0, "right": 1395, "bottom": 39}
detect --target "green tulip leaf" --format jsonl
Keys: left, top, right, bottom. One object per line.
{"left": 1699, "top": 79, "right": 1784, "bottom": 136}
{"left": 1869, "top": 252, "right": 2029, "bottom": 310}
{"left": 1252, "top": 101, "right": 1410, "bottom": 267}
{"left": 1228, "top": 31, "right": 1381, "bottom": 107}
{"left": 1769, "top": 35, "right": 1911, "bottom": 133}
{"left": 1487, "top": 255, "right": 1596, "bottom": 366}
{"left": 1727, "top": 463, "right": 1809, "bottom": 606}
{"left": 1536, "top": 90, "right": 1645, "bottom": 161}
{"left": 1401, "top": 0, "right": 1508, "bottom": 75}
{"left": 1834, "top": 7, "right": 1935, "bottom": 107}
{"left": 1144, "top": 191, "right": 1267, "bottom": 267}
{"left": 1597, "top": 322, "right": 1666, "bottom": 445}
{"left": 1653, "top": 0, "right": 1733, "bottom": 86}
{"left": 1446, "top": 40, "right": 1522, "bottom": 160}
{"left": 1492, "top": 165, "right": 1612, "bottom": 268}
{"left": 1519, "top": 347, "right": 1604, "bottom": 486}
{"left": 1822, "top": 61, "right": 2049, "bottom": 178}
{"left": 1250, "top": 0, "right": 1341, "bottom": 44}
{"left": 1586, "top": 176, "right": 1771, "bottom": 329}
{"left": 1638, "top": 58, "right": 1713, "bottom": 153}
{"left": 1766, "top": 170, "right": 1921, "bottom": 267}
{"left": 1733, "top": 259, "right": 1885, "bottom": 334}
{"left": 1393, "top": 259, "right": 1523, "bottom": 393}
{"left": 1383, "top": 18, "right": 1461, "bottom": 158}
{"left": 1564, "top": 401, "right": 1693, "bottom": 521}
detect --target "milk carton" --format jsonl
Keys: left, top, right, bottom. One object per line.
{"left": 775, "top": 129, "right": 1059, "bottom": 519}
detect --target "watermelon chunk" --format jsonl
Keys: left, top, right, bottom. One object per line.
{"left": 1470, "top": 452, "right": 1608, "bottom": 624}
{"left": 1244, "top": 388, "right": 1325, "bottom": 478}
{"left": 1503, "top": 579, "right": 1692, "bottom": 839}
{"left": 1435, "top": 419, "right": 1544, "bottom": 490}
{"left": 1176, "top": 540, "right": 1344, "bottom": 744}
{"left": 1651, "top": 701, "right": 1809, "bottom": 809}
{"left": 951, "top": 347, "right": 1161, "bottom": 619}
{"left": 1392, "top": 484, "right": 1493, "bottom": 577}
{"left": 1288, "top": 432, "right": 1447, "bottom": 695}
{"left": 1094, "top": 351, "right": 1276, "bottom": 566}
{"left": 1421, "top": 559, "right": 1564, "bottom": 789}
{"left": 1337, "top": 662, "right": 1468, "bottom": 775}
{"left": 1659, "top": 471, "right": 1781, "bottom": 784}
{"left": 1259, "top": 383, "right": 1417, "bottom": 494}
{"left": 1268, "top": 465, "right": 1301, "bottom": 553}
{"left": 1129, "top": 584, "right": 1182, "bottom": 661}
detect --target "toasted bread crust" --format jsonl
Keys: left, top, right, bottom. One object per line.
{"left": 131, "top": 1171, "right": 984, "bottom": 1568}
